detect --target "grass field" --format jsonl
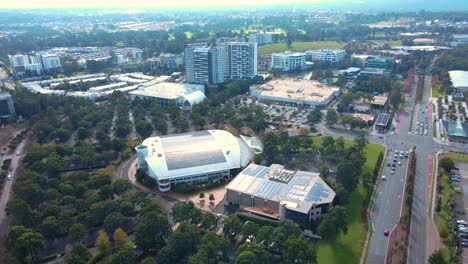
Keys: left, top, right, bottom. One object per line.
{"left": 446, "top": 153, "right": 468, "bottom": 162}
{"left": 258, "top": 41, "right": 345, "bottom": 56}
{"left": 312, "top": 137, "right": 385, "bottom": 264}
{"left": 432, "top": 83, "right": 444, "bottom": 98}
{"left": 386, "top": 40, "right": 402, "bottom": 46}
{"left": 185, "top": 31, "right": 193, "bottom": 39}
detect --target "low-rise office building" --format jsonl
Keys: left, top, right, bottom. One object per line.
{"left": 358, "top": 67, "right": 392, "bottom": 80}
{"left": 250, "top": 79, "right": 340, "bottom": 108}
{"left": 270, "top": 51, "right": 306, "bottom": 72}
{"left": 450, "top": 34, "right": 468, "bottom": 47}
{"left": 305, "top": 49, "right": 346, "bottom": 63}
{"left": 136, "top": 130, "right": 252, "bottom": 192}
{"left": 225, "top": 163, "right": 335, "bottom": 226}
{"left": 129, "top": 82, "right": 206, "bottom": 110}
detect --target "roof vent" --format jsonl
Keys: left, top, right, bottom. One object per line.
{"left": 226, "top": 150, "right": 230, "bottom": 155}
{"left": 157, "top": 153, "right": 162, "bottom": 157}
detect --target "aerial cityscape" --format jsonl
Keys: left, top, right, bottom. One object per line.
{"left": 0, "top": 1, "right": 468, "bottom": 264}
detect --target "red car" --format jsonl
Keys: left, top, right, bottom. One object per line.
{"left": 384, "top": 229, "right": 389, "bottom": 236}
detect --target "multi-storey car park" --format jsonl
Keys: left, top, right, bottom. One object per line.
{"left": 135, "top": 130, "right": 252, "bottom": 192}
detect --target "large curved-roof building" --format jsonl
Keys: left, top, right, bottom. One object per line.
{"left": 136, "top": 130, "right": 252, "bottom": 192}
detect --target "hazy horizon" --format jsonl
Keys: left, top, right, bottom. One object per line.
{"left": 1, "top": 0, "right": 467, "bottom": 11}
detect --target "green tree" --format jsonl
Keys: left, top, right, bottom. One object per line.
{"left": 199, "top": 192, "right": 205, "bottom": 200}
{"left": 307, "top": 107, "right": 322, "bottom": 124}
{"left": 6, "top": 225, "right": 31, "bottom": 249}
{"left": 336, "top": 161, "right": 359, "bottom": 192}
{"left": 113, "top": 228, "right": 129, "bottom": 250}
{"left": 96, "top": 230, "right": 111, "bottom": 256}
{"left": 236, "top": 251, "right": 256, "bottom": 264}
{"left": 68, "top": 223, "right": 87, "bottom": 242}
{"left": 141, "top": 257, "right": 157, "bottom": 264}
{"left": 428, "top": 249, "right": 446, "bottom": 264}
{"left": 223, "top": 214, "right": 242, "bottom": 237}
{"left": 439, "top": 157, "right": 455, "bottom": 173}
{"left": 110, "top": 248, "right": 138, "bottom": 264}
{"left": 64, "top": 243, "right": 91, "bottom": 264}
{"left": 241, "top": 221, "right": 259, "bottom": 237}
{"left": 201, "top": 213, "right": 218, "bottom": 230}
{"left": 325, "top": 109, "right": 339, "bottom": 126}
{"left": 41, "top": 216, "right": 59, "bottom": 238}
{"left": 111, "top": 179, "right": 132, "bottom": 197}
{"left": 209, "top": 193, "right": 215, "bottom": 203}
{"left": 104, "top": 212, "right": 131, "bottom": 234}
{"left": 317, "top": 206, "right": 348, "bottom": 239}
{"left": 135, "top": 211, "right": 170, "bottom": 253}
{"left": 13, "top": 232, "right": 45, "bottom": 262}
{"left": 171, "top": 201, "right": 195, "bottom": 223}
{"left": 236, "top": 242, "right": 270, "bottom": 264}
{"left": 284, "top": 235, "right": 317, "bottom": 264}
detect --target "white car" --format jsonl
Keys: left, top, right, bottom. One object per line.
{"left": 398, "top": 161, "right": 402, "bottom": 166}
{"left": 382, "top": 175, "right": 387, "bottom": 181}
{"left": 458, "top": 220, "right": 468, "bottom": 225}
{"left": 7, "top": 174, "right": 12, "bottom": 180}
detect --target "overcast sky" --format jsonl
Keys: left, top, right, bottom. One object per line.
{"left": 0, "top": 0, "right": 331, "bottom": 9}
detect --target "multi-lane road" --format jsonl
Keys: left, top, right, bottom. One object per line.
{"left": 366, "top": 67, "right": 464, "bottom": 263}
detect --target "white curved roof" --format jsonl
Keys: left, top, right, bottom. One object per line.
{"left": 142, "top": 130, "right": 251, "bottom": 180}
{"left": 183, "top": 90, "right": 206, "bottom": 106}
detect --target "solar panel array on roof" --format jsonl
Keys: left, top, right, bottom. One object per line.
{"left": 375, "top": 113, "right": 391, "bottom": 126}
{"left": 306, "top": 182, "right": 330, "bottom": 202}
{"left": 165, "top": 149, "right": 226, "bottom": 170}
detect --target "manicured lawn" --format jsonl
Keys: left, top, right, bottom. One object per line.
{"left": 184, "top": 31, "right": 193, "bottom": 39}
{"left": 446, "top": 153, "right": 468, "bottom": 162}
{"left": 386, "top": 40, "right": 402, "bottom": 46}
{"left": 432, "top": 83, "right": 444, "bottom": 98}
{"left": 258, "top": 41, "right": 345, "bottom": 56}
{"left": 312, "top": 136, "right": 385, "bottom": 264}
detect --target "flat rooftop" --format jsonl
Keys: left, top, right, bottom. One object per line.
{"left": 352, "top": 113, "right": 375, "bottom": 122}
{"left": 371, "top": 95, "right": 388, "bottom": 106}
{"left": 251, "top": 79, "right": 340, "bottom": 103}
{"left": 130, "top": 82, "right": 204, "bottom": 100}
{"left": 449, "top": 71, "right": 468, "bottom": 88}
{"left": 226, "top": 164, "right": 335, "bottom": 214}
{"left": 375, "top": 113, "right": 391, "bottom": 127}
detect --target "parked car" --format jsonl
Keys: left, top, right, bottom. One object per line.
{"left": 452, "top": 177, "right": 462, "bottom": 182}
{"left": 461, "top": 242, "right": 468, "bottom": 247}
{"left": 7, "top": 174, "right": 11, "bottom": 180}
{"left": 460, "top": 233, "right": 468, "bottom": 239}
{"left": 384, "top": 229, "right": 389, "bottom": 236}
{"left": 457, "top": 220, "right": 468, "bottom": 225}
{"left": 382, "top": 175, "right": 387, "bottom": 181}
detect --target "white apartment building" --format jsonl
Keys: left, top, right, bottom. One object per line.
{"left": 8, "top": 54, "right": 44, "bottom": 76}
{"left": 184, "top": 43, "right": 224, "bottom": 85}
{"left": 270, "top": 51, "right": 306, "bottom": 71}
{"left": 225, "top": 42, "right": 258, "bottom": 80}
{"left": 305, "top": 49, "right": 346, "bottom": 63}
{"left": 40, "top": 54, "right": 61, "bottom": 72}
